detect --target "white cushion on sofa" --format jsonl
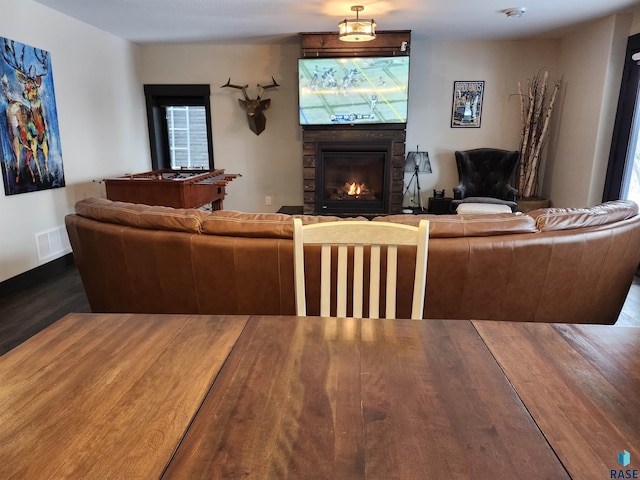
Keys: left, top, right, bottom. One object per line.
{"left": 456, "top": 203, "right": 513, "bottom": 215}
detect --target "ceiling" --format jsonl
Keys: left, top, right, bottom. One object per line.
{"left": 34, "top": 0, "right": 640, "bottom": 44}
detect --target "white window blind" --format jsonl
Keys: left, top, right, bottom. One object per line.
{"left": 166, "top": 106, "right": 209, "bottom": 169}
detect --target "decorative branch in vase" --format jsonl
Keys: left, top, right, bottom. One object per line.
{"left": 515, "top": 70, "right": 561, "bottom": 203}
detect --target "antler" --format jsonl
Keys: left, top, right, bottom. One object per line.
{"left": 256, "top": 77, "right": 279, "bottom": 99}
{"left": 32, "top": 49, "right": 49, "bottom": 77}
{"left": 2, "top": 39, "right": 26, "bottom": 73}
{"left": 1, "top": 40, "right": 49, "bottom": 78}
{"left": 221, "top": 78, "right": 249, "bottom": 100}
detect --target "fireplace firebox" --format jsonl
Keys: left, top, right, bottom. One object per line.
{"left": 317, "top": 145, "right": 389, "bottom": 214}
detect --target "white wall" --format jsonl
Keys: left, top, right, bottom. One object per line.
{"left": 632, "top": 11, "right": 640, "bottom": 35}
{"left": 0, "top": 0, "right": 149, "bottom": 282}
{"left": 405, "top": 39, "right": 559, "bottom": 204}
{"left": 135, "top": 43, "right": 302, "bottom": 212}
{"left": 548, "top": 13, "right": 634, "bottom": 207}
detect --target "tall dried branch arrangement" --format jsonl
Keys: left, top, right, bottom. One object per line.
{"left": 516, "top": 70, "right": 561, "bottom": 198}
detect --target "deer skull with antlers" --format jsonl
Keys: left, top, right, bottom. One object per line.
{"left": 221, "top": 77, "right": 279, "bottom": 135}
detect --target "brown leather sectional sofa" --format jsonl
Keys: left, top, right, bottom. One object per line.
{"left": 65, "top": 197, "right": 640, "bottom": 324}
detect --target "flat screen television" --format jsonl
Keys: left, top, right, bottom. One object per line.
{"left": 298, "top": 56, "right": 410, "bottom": 126}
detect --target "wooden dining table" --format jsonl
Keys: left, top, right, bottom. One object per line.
{"left": 473, "top": 321, "right": 640, "bottom": 480}
{"left": 0, "top": 313, "right": 637, "bottom": 479}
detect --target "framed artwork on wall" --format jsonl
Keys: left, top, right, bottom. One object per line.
{"left": 0, "top": 37, "right": 65, "bottom": 195}
{"left": 451, "top": 81, "right": 484, "bottom": 128}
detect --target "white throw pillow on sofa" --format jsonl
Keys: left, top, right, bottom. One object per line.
{"left": 456, "top": 203, "right": 513, "bottom": 215}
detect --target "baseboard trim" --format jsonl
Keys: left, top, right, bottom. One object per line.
{"left": 0, "top": 253, "right": 76, "bottom": 301}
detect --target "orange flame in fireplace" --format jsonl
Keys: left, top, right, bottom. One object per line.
{"left": 347, "top": 182, "right": 364, "bottom": 196}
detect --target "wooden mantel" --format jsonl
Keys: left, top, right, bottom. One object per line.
{"left": 300, "top": 30, "right": 411, "bottom": 58}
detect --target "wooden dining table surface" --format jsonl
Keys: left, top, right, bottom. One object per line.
{"left": 0, "top": 313, "right": 637, "bottom": 479}
{"left": 473, "top": 320, "right": 640, "bottom": 480}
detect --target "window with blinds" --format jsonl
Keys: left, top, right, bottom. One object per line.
{"left": 144, "top": 84, "right": 214, "bottom": 170}
{"left": 166, "top": 106, "right": 209, "bottom": 169}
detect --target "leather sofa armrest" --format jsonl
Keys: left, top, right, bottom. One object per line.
{"left": 528, "top": 200, "right": 639, "bottom": 231}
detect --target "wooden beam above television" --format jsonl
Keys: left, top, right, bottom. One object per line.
{"left": 300, "top": 31, "right": 411, "bottom": 57}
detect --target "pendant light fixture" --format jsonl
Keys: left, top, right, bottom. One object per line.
{"left": 338, "top": 5, "right": 376, "bottom": 42}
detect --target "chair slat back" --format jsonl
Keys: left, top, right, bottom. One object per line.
{"left": 293, "top": 219, "right": 429, "bottom": 319}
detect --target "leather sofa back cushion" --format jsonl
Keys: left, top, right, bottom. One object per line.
{"left": 75, "top": 197, "right": 204, "bottom": 233}
{"left": 373, "top": 213, "right": 538, "bottom": 237}
{"left": 200, "top": 210, "right": 368, "bottom": 238}
{"left": 528, "top": 200, "right": 639, "bottom": 231}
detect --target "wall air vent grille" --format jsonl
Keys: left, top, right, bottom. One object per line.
{"left": 35, "top": 226, "right": 71, "bottom": 262}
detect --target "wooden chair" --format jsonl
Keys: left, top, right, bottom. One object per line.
{"left": 293, "top": 219, "right": 429, "bottom": 319}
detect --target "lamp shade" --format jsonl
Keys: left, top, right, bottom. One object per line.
{"left": 405, "top": 149, "right": 432, "bottom": 173}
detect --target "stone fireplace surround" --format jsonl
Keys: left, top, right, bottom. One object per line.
{"left": 302, "top": 127, "right": 406, "bottom": 215}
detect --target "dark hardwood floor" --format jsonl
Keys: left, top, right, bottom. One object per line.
{"left": 0, "top": 263, "right": 638, "bottom": 356}
{"left": 0, "top": 262, "right": 90, "bottom": 355}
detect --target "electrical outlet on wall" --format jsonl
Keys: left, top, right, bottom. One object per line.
{"left": 265, "top": 196, "right": 272, "bottom": 206}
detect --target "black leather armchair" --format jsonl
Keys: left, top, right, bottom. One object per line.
{"left": 451, "top": 148, "right": 519, "bottom": 212}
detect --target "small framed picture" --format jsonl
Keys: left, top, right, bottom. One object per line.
{"left": 451, "top": 81, "right": 484, "bottom": 128}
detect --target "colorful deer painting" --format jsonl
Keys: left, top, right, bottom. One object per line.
{"left": 0, "top": 37, "right": 64, "bottom": 195}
